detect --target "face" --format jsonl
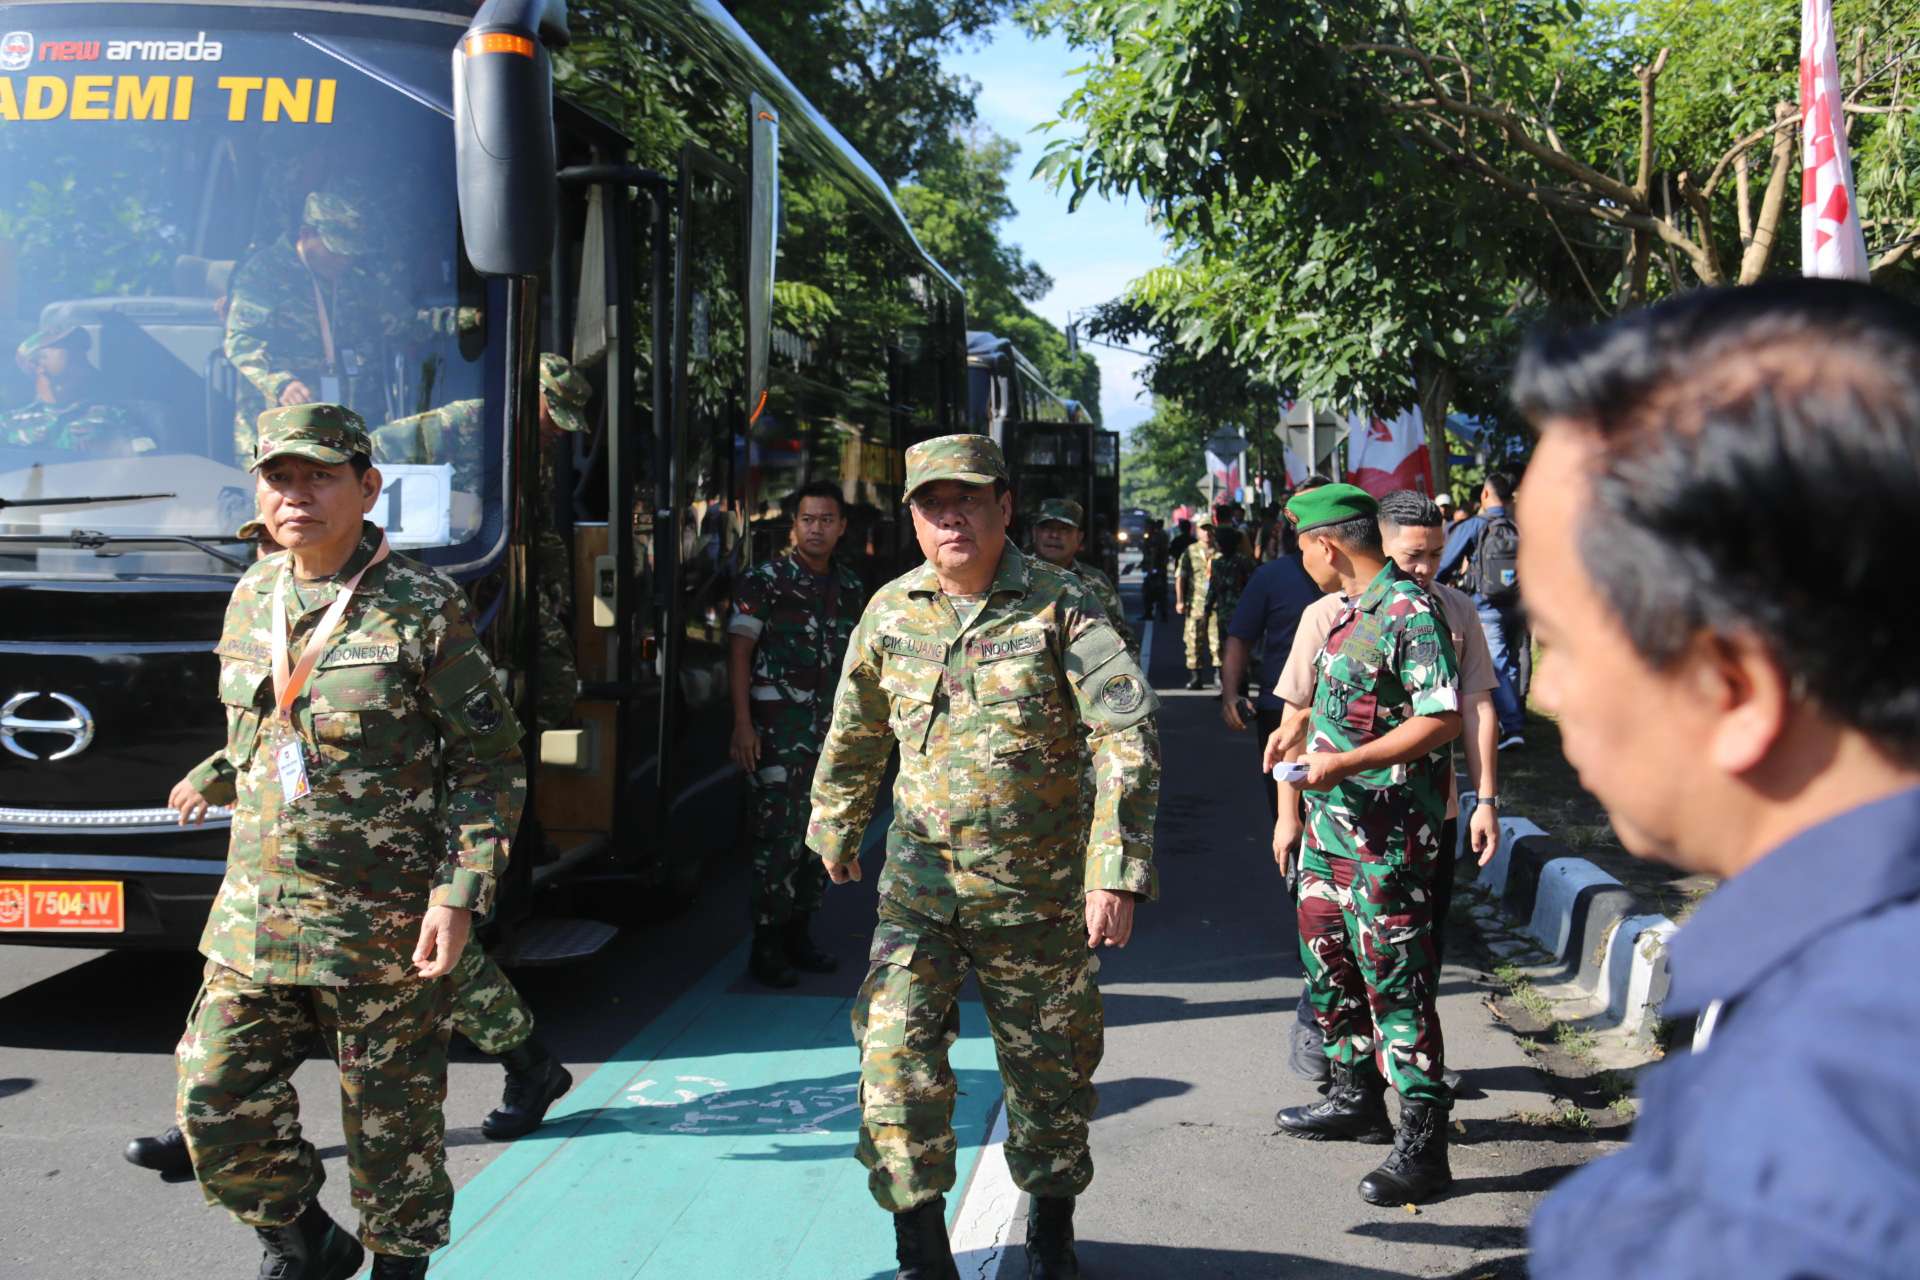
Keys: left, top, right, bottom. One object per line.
{"left": 1382, "top": 522, "right": 1447, "bottom": 590}
{"left": 296, "top": 227, "right": 351, "bottom": 281}
{"left": 909, "top": 480, "right": 1009, "bottom": 578}
{"left": 1298, "top": 531, "right": 1340, "bottom": 591}
{"left": 1033, "top": 519, "right": 1082, "bottom": 566}
{"left": 538, "top": 391, "right": 561, "bottom": 444}
{"left": 1520, "top": 430, "right": 1720, "bottom": 867}
{"left": 791, "top": 494, "right": 847, "bottom": 561}
{"left": 1198, "top": 525, "right": 1214, "bottom": 548}
{"left": 256, "top": 455, "right": 381, "bottom": 562}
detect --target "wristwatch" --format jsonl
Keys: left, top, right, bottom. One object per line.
{"left": 1477, "top": 795, "right": 1500, "bottom": 808}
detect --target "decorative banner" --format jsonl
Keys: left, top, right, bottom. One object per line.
{"left": 1345, "top": 408, "right": 1433, "bottom": 498}
{"left": 1801, "top": 0, "right": 1871, "bottom": 280}
{"left": 1204, "top": 450, "right": 1242, "bottom": 502}
{"left": 1283, "top": 447, "right": 1311, "bottom": 487}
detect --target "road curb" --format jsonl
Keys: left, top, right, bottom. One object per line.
{"left": 1461, "top": 796, "right": 1675, "bottom": 1041}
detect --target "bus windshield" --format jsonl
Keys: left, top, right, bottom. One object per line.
{"left": 0, "top": 6, "right": 498, "bottom": 578}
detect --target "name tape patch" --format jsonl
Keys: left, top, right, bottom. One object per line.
{"left": 973, "top": 633, "right": 1045, "bottom": 662}
{"left": 880, "top": 634, "right": 947, "bottom": 662}
{"left": 321, "top": 642, "right": 400, "bottom": 668}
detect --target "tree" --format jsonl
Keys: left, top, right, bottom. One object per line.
{"left": 1119, "top": 400, "right": 1213, "bottom": 516}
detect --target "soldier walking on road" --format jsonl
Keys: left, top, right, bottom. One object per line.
{"left": 1174, "top": 520, "right": 1220, "bottom": 689}
{"left": 808, "top": 435, "right": 1159, "bottom": 1280}
{"left": 728, "top": 480, "right": 868, "bottom": 987}
{"left": 174, "top": 404, "right": 525, "bottom": 1280}
{"left": 1031, "top": 497, "right": 1134, "bottom": 653}
{"left": 1265, "top": 484, "right": 1463, "bottom": 1207}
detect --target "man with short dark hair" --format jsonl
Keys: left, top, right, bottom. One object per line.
{"left": 1440, "top": 470, "right": 1526, "bottom": 748}
{"left": 1032, "top": 496, "right": 1134, "bottom": 653}
{"left": 1516, "top": 280, "right": 1920, "bottom": 1279}
{"left": 728, "top": 478, "right": 867, "bottom": 987}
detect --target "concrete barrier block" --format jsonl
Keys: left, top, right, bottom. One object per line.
{"left": 1523, "top": 857, "right": 1624, "bottom": 962}
{"left": 1476, "top": 816, "right": 1546, "bottom": 896}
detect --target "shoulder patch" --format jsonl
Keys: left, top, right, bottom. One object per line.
{"left": 1099, "top": 672, "right": 1146, "bottom": 715}
{"left": 880, "top": 633, "right": 948, "bottom": 663}
{"left": 465, "top": 688, "right": 503, "bottom": 733}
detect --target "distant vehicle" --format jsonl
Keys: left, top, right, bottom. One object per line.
{"left": 1116, "top": 508, "right": 1148, "bottom": 571}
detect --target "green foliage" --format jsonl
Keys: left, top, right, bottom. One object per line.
{"left": 1117, "top": 399, "right": 1213, "bottom": 516}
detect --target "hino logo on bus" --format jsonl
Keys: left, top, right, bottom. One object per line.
{"left": 0, "top": 692, "right": 95, "bottom": 762}
{"left": 0, "top": 32, "right": 32, "bottom": 71}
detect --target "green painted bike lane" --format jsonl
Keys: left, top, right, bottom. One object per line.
{"left": 426, "top": 944, "right": 1001, "bottom": 1280}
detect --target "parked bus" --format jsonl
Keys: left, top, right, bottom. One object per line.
{"left": 0, "top": 0, "right": 967, "bottom": 958}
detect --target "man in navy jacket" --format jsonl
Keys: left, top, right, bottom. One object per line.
{"left": 1514, "top": 279, "right": 1920, "bottom": 1279}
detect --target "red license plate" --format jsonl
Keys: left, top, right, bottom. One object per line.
{"left": 0, "top": 880, "right": 124, "bottom": 932}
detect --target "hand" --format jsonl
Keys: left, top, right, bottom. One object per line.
{"left": 1299, "top": 751, "right": 1355, "bottom": 791}
{"left": 279, "top": 380, "right": 314, "bottom": 407}
{"left": 1272, "top": 809, "right": 1302, "bottom": 876}
{"left": 1220, "top": 695, "right": 1249, "bottom": 733}
{"left": 1085, "top": 889, "right": 1136, "bottom": 949}
{"left": 1261, "top": 726, "right": 1292, "bottom": 773}
{"left": 1471, "top": 801, "right": 1500, "bottom": 866}
{"left": 822, "top": 855, "right": 863, "bottom": 885}
{"left": 168, "top": 778, "right": 213, "bottom": 826}
{"left": 412, "top": 905, "right": 472, "bottom": 979}
{"left": 729, "top": 720, "right": 761, "bottom": 773}
{"left": 1174, "top": 599, "right": 1187, "bottom": 616}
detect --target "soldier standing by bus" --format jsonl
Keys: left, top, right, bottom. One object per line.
{"left": 1031, "top": 497, "right": 1134, "bottom": 653}
{"left": 808, "top": 435, "right": 1159, "bottom": 1280}
{"left": 727, "top": 480, "right": 868, "bottom": 987}
{"left": 174, "top": 404, "right": 524, "bottom": 1280}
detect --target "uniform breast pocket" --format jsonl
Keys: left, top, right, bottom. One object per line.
{"left": 1321, "top": 675, "right": 1380, "bottom": 741}
{"left": 216, "top": 660, "right": 271, "bottom": 770}
{"left": 974, "top": 654, "right": 1068, "bottom": 757}
{"left": 878, "top": 655, "right": 942, "bottom": 754}
{"left": 306, "top": 664, "right": 412, "bottom": 766}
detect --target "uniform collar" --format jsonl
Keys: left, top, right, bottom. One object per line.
{"left": 1351, "top": 560, "right": 1406, "bottom": 613}
{"left": 905, "top": 544, "right": 1031, "bottom": 600}
{"left": 289, "top": 521, "right": 385, "bottom": 601}
{"left": 1665, "top": 785, "right": 1920, "bottom": 1016}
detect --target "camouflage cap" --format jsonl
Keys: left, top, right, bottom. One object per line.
{"left": 252, "top": 403, "right": 372, "bottom": 470}
{"left": 14, "top": 325, "right": 87, "bottom": 373}
{"left": 539, "top": 353, "right": 591, "bottom": 434}
{"left": 303, "top": 190, "right": 374, "bottom": 257}
{"left": 904, "top": 433, "right": 1007, "bottom": 498}
{"left": 1286, "top": 482, "right": 1378, "bottom": 533}
{"left": 1035, "top": 497, "right": 1085, "bottom": 529}
{"left": 235, "top": 518, "right": 267, "bottom": 541}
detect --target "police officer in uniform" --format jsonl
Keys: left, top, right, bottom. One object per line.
{"left": 1270, "top": 484, "right": 1462, "bottom": 1206}
{"left": 808, "top": 435, "right": 1160, "bottom": 1280}
{"left": 174, "top": 404, "right": 525, "bottom": 1279}
{"left": 1029, "top": 497, "right": 1134, "bottom": 653}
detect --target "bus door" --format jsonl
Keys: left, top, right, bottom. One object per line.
{"left": 1092, "top": 429, "right": 1121, "bottom": 580}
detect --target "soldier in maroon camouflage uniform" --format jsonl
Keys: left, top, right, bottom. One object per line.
{"left": 1269, "top": 484, "right": 1463, "bottom": 1208}
{"left": 728, "top": 480, "right": 868, "bottom": 987}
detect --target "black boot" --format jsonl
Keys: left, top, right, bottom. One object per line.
{"left": 892, "top": 1196, "right": 960, "bottom": 1280}
{"left": 783, "top": 914, "right": 839, "bottom": 975}
{"left": 1286, "top": 1003, "right": 1330, "bottom": 1087}
{"left": 370, "top": 1257, "right": 430, "bottom": 1279}
{"left": 125, "top": 1124, "right": 194, "bottom": 1181}
{"left": 1025, "top": 1196, "right": 1080, "bottom": 1279}
{"left": 481, "top": 1038, "right": 574, "bottom": 1140}
{"left": 1275, "top": 1060, "right": 1393, "bottom": 1143}
{"left": 1359, "top": 1099, "right": 1453, "bottom": 1205}
{"left": 749, "top": 924, "right": 798, "bottom": 988}
{"left": 254, "top": 1201, "right": 364, "bottom": 1280}
{"left": 1184, "top": 668, "right": 1204, "bottom": 690}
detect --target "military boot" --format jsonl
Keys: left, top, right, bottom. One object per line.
{"left": 749, "top": 924, "right": 798, "bottom": 988}
{"left": 1358, "top": 1099, "right": 1453, "bottom": 1205}
{"left": 253, "top": 1201, "right": 363, "bottom": 1280}
{"left": 1275, "top": 1060, "right": 1393, "bottom": 1143}
{"left": 1184, "top": 668, "right": 1204, "bottom": 690}
{"left": 124, "top": 1124, "right": 193, "bottom": 1180}
{"left": 891, "top": 1196, "right": 960, "bottom": 1280}
{"left": 1024, "top": 1196, "right": 1081, "bottom": 1279}
{"left": 481, "top": 1037, "right": 574, "bottom": 1140}
{"left": 784, "top": 913, "right": 839, "bottom": 974}
{"left": 369, "top": 1256, "right": 430, "bottom": 1279}
{"left": 1286, "top": 1002, "right": 1330, "bottom": 1088}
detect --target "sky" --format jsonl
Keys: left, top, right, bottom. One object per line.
{"left": 942, "top": 20, "right": 1164, "bottom": 439}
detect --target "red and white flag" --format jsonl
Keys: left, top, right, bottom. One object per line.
{"left": 1345, "top": 408, "right": 1432, "bottom": 499}
{"left": 1801, "top": 0, "right": 1871, "bottom": 280}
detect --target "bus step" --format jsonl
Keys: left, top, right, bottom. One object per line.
{"left": 496, "top": 916, "right": 619, "bottom": 968}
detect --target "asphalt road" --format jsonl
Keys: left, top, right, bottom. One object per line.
{"left": 0, "top": 577, "right": 1600, "bottom": 1278}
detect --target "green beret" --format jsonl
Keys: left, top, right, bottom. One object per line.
{"left": 252, "top": 403, "right": 372, "bottom": 471}
{"left": 905, "top": 433, "right": 1007, "bottom": 497}
{"left": 539, "top": 353, "right": 592, "bottom": 433}
{"left": 1036, "top": 498, "right": 1084, "bottom": 528}
{"left": 1286, "top": 482, "right": 1378, "bottom": 533}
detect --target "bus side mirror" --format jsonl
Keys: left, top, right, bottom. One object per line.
{"left": 746, "top": 94, "right": 779, "bottom": 427}
{"left": 453, "top": 0, "right": 567, "bottom": 276}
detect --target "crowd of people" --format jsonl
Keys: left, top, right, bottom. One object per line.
{"left": 120, "top": 277, "right": 1920, "bottom": 1280}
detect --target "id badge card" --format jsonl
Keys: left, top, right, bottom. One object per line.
{"left": 275, "top": 737, "right": 311, "bottom": 803}
{"left": 319, "top": 374, "right": 343, "bottom": 403}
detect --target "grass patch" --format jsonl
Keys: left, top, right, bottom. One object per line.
{"left": 1512, "top": 1100, "right": 1594, "bottom": 1132}
{"left": 1553, "top": 1022, "right": 1600, "bottom": 1065}
{"left": 1494, "top": 962, "right": 1555, "bottom": 1021}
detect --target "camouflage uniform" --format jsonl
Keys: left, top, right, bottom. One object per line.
{"left": 1031, "top": 497, "right": 1133, "bottom": 654}
{"left": 729, "top": 546, "right": 866, "bottom": 928}
{"left": 177, "top": 406, "right": 525, "bottom": 1258}
{"left": 371, "top": 398, "right": 485, "bottom": 495}
{"left": 1297, "top": 560, "right": 1459, "bottom": 1104}
{"left": 1176, "top": 538, "right": 1221, "bottom": 670}
{"left": 1203, "top": 549, "right": 1257, "bottom": 632}
{"left": 809, "top": 437, "right": 1160, "bottom": 1214}
{"left": 0, "top": 399, "right": 140, "bottom": 453}
{"left": 187, "top": 747, "right": 535, "bottom": 1058}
